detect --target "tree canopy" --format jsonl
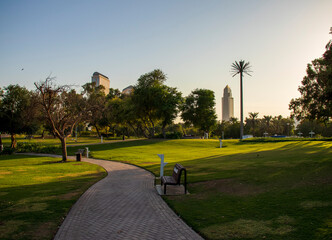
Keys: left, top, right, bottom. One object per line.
{"left": 132, "top": 69, "right": 182, "bottom": 138}
{"left": 0, "top": 85, "right": 39, "bottom": 148}
{"left": 289, "top": 29, "right": 332, "bottom": 123}
{"left": 181, "top": 88, "right": 217, "bottom": 135}
{"left": 35, "top": 77, "right": 86, "bottom": 161}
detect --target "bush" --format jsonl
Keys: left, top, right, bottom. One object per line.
{"left": 241, "top": 137, "right": 332, "bottom": 143}
{"left": 153, "top": 132, "right": 183, "bottom": 139}
{"left": 16, "top": 142, "right": 61, "bottom": 154}
{"left": 166, "top": 132, "right": 183, "bottom": 139}
{"left": 0, "top": 146, "right": 15, "bottom": 155}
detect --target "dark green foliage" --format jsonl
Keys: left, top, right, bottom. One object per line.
{"left": 0, "top": 146, "right": 15, "bottom": 155}
{"left": 132, "top": 69, "right": 182, "bottom": 138}
{"left": 181, "top": 89, "right": 217, "bottom": 134}
{"left": 0, "top": 85, "right": 40, "bottom": 148}
{"left": 15, "top": 142, "right": 61, "bottom": 154}
{"left": 290, "top": 29, "right": 332, "bottom": 123}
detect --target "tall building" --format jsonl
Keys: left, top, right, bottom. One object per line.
{"left": 91, "top": 72, "right": 110, "bottom": 95}
{"left": 222, "top": 85, "right": 234, "bottom": 121}
{"left": 122, "top": 85, "right": 134, "bottom": 95}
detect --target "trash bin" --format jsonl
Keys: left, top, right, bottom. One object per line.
{"left": 76, "top": 153, "right": 82, "bottom": 161}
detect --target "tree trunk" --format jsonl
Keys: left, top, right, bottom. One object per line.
{"left": 95, "top": 125, "right": 101, "bottom": 137}
{"left": 10, "top": 133, "right": 17, "bottom": 149}
{"left": 139, "top": 124, "right": 149, "bottom": 138}
{"left": 0, "top": 132, "right": 3, "bottom": 151}
{"left": 162, "top": 125, "right": 166, "bottom": 139}
{"left": 41, "top": 130, "right": 45, "bottom": 139}
{"left": 60, "top": 137, "right": 67, "bottom": 162}
{"left": 240, "top": 72, "right": 244, "bottom": 139}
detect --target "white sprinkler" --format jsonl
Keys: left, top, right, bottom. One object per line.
{"left": 85, "top": 147, "right": 89, "bottom": 158}
{"left": 219, "top": 139, "right": 223, "bottom": 148}
{"left": 158, "top": 154, "right": 168, "bottom": 177}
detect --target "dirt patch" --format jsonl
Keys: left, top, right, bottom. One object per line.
{"left": 0, "top": 171, "right": 13, "bottom": 175}
{"left": 11, "top": 202, "right": 48, "bottom": 213}
{"left": 30, "top": 221, "right": 55, "bottom": 240}
{"left": 192, "top": 178, "right": 264, "bottom": 197}
{"left": 58, "top": 191, "right": 81, "bottom": 200}
{"left": 202, "top": 217, "right": 295, "bottom": 240}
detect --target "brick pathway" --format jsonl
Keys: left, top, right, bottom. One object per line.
{"left": 53, "top": 157, "right": 203, "bottom": 240}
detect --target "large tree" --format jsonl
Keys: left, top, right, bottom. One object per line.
{"left": 245, "top": 112, "right": 259, "bottom": 136}
{"left": 35, "top": 78, "right": 86, "bottom": 161}
{"left": 181, "top": 88, "right": 217, "bottom": 136}
{"left": 231, "top": 60, "right": 252, "bottom": 139}
{"left": 289, "top": 28, "right": 332, "bottom": 123}
{"left": 0, "top": 85, "right": 39, "bottom": 148}
{"left": 132, "top": 69, "right": 181, "bottom": 138}
{"left": 157, "top": 86, "right": 183, "bottom": 138}
{"left": 82, "top": 82, "right": 107, "bottom": 137}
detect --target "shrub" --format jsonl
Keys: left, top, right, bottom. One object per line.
{"left": 16, "top": 142, "right": 61, "bottom": 154}
{"left": 0, "top": 146, "right": 15, "bottom": 155}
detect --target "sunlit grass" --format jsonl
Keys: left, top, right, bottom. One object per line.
{"left": 0, "top": 155, "right": 106, "bottom": 240}
{"left": 66, "top": 139, "right": 332, "bottom": 240}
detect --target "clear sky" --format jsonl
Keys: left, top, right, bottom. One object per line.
{"left": 0, "top": 0, "right": 331, "bottom": 120}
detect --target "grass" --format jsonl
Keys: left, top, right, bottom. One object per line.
{"left": 66, "top": 139, "right": 332, "bottom": 240}
{"left": 0, "top": 154, "right": 106, "bottom": 240}
{"left": 1, "top": 135, "right": 133, "bottom": 147}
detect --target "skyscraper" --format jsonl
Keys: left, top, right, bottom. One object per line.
{"left": 91, "top": 72, "right": 110, "bottom": 95}
{"left": 222, "top": 85, "right": 234, "bottom": 121}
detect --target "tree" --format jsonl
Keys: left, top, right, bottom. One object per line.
{"left": 132, "top": 69, "right": 181, "bottom": 138}
{"left": 82, "top": 82, "right": 107, "bottom": 137}
{"left": 35, "top": 77, "right": 86, "bottom": 161}
{"left": 107, "top": 88, "right": 121, "bottom": 100}
{"left": 231, "top": 60, "right": 252, "bottom": 139}
{"left": 245, "top": 112, "right": 259, "bottom": 136}
{"left": 181, "top": 89, "right": 217, "bottom": 136}
{"left": 0, "top": 85, "right": 39, "bottom": 148}
{"left": 289, "top": 28, "right": 332, "bottom": 123}
{"left": 157, "top": 86, "right": 183, "bottom": 138}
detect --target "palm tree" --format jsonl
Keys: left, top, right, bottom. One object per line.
{"left": 248, "top": 112, "right": 259, "bottom": 136}
{"left": 231, "top": 60, "right": 252, "bottom": 139}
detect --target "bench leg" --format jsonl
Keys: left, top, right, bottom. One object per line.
{"left": 164, "top": 184, "right": 167, "bottom": 195}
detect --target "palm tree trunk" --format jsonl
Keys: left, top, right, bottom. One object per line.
{"left": 240, "top": 72, "right": 244, "bottom": 139}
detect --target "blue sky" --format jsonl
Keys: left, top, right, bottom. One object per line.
{"left": 0, "top": 0, "right": 331, "bottom": 120}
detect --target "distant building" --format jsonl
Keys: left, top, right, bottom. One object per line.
{"left": 91, "top": 72, "right": 110, "bottom": 95}
{"left": 222, "top": 85, "right": 234, "bottom": 121}
{"left": 122, "top": 85, "right": 134, "bottom": 95}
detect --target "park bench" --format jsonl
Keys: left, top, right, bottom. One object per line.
{"left": 75, "top": 149, "right": 85, "bottom": 161}
{"left": 161, "top": 163, "right": 187, "bottom": 194}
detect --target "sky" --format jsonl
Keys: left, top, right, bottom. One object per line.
{"left": 0, "top": 0, "right": 331, "bottom": 121}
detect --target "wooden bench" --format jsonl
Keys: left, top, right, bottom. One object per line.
{"left": 161, "top": 163, "right": 187, "bottom": 194}
{"left": 75, "top": 149, "right": 85, "bottom": 161}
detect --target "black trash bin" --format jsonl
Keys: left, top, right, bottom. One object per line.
{"left": 76, "top": 153, "right": 82, "bottom": 161}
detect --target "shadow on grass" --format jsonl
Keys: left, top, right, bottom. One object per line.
{"left": 0, "top": 172, "right": 105, "bottom": 240}
{"left": 67, "top": 139, "right": 168, "bottom": 155}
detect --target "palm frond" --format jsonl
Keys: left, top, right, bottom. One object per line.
{"left": 231, "top": 60, "right": 252, "bottom": 77}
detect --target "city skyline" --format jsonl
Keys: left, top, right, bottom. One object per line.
{"left": 0, "top": 1, "right": 331, "bottom": 120}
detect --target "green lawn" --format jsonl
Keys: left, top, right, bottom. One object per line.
{"left": 1, "top": 135, "right": 128, "bottom": 147}
{"left": 0, "top": 155, "right": 106, "bottom": 240}
{"left": 67, "top": 139, "right": 332, "bottom": 240}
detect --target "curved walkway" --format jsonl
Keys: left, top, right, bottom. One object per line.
{"left": 49, "top": 156, "right": 203, "bottom": 240}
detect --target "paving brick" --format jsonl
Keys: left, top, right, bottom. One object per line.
{"left": 49, "top": 156, "right": 204, "bottom": 240}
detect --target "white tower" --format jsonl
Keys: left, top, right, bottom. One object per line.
{"left": 222, "top": 85, "right": 234, "bottom": 121}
